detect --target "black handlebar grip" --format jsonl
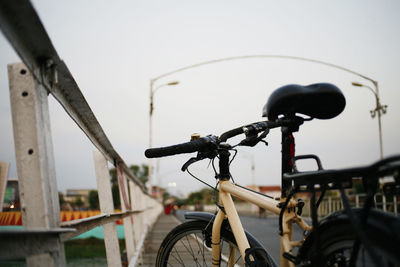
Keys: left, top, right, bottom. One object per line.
{"left": 219, "top": 127, "right": 244, "bottom": 142}
{"left": 219, "top": 121, "right": 271, "bottom": 142}
{"left": 144, "top": 135, "right": 217, "bottom": 158}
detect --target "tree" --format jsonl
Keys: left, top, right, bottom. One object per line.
{"left": 163, "top": 191, "right": 171, "bottom": 203}
{"left": 184, "top": 188, "right": 215, "bottom": 205}
{"left": 58, "top": 192, "right": 65, "bottom": 207}
{"left": 109, "top": 164, "right": 149, "bottom": 209}
{"left": 89, "top": 190, "right": 99, "bottom": 210}
{"left": 186, "top": 191, "right": 204, "bottom": 205}
{"left": 109, "top": 168, "right": 121, "bottom": 209}
{"left": 74, "top": 196, "right": 84, "bottom": 210}
{"left": 130, "top": 164, "right": 149, "bottom": 187}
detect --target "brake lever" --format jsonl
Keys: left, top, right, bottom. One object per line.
{"left": 238, "top": 129, "right": 269, "bottom": 147}
{"left": 238, "top": 136, "right": 259, "bottom": 147}
{"left": 181, "top": 150, "right": 218, "bottom": 171}
{"left": 181, "top": 157, "right": 199, "bottom": 171}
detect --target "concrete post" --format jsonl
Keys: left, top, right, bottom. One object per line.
{"left": 130, "top": 181, "right": 144, "bottom": 264}
{"left": 93, "top": 151, "right": 122, "bottom": 267}
{"left": 117, "top": 167, "right": 135, "bottom": 263}
{"left": 8, "top": 62, "right": 65, "bottom": 266}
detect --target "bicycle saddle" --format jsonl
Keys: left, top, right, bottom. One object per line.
{"left": 262, "top": 83, "right": 346, "bottom": 120}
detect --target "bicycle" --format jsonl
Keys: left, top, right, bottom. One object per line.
{"left": 145, "top": 83, "right": 400, "bottom": 267}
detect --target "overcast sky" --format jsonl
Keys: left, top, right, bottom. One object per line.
{"left": 1, "top": 1, "right": 399, "bottom": 196}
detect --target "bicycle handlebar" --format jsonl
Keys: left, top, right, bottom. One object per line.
{"left": 145, "top": 135, "right": 218, "bottom": 158}
{"left": 145, "top": 120, "right": 285, "bottom": 159}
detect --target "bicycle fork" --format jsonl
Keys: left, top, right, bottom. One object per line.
{"left": 212, "top": 186, "right": 251, "bottom": 267}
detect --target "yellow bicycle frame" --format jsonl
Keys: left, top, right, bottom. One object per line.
{"left": 211, "top": 180, "right": 312, "bottom": 267}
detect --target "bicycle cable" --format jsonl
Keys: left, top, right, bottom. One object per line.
{"left": 278, "top": 188, "right": 296, "bottom": 236}
{"left": 234, "top": 184, "right": 275, "bottom": 199}
{"left": 212, "top": 181, "right": 227, "bottom": 213}
{"left": 186, "top": 167, "right": 219, "bottom": 192}
{"left": 229, "top": 149, "right": 238, "bottom": 165}
{"left": 211, "top": 157, "right": 218, "bottom": 176}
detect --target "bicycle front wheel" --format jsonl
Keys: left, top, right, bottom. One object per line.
{"left": 155, "top": 219, "right": 272, "bottom": 267}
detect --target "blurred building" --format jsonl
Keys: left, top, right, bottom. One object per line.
{"left": 247, "top": 185, "right": 281, "bottom": 198}
{"left": 151, "top": 185, "right": 165, "bottom": 201}
{"left": 64, "top": 189, "right": 92, "bottom": 210}
{"left": 2, "top": 179, "right": 20, "bottom": 211}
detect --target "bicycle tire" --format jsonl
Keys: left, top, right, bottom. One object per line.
{"left": 155, "top": 219, "right": 273, "bottom": 267}
{"left": 298, "top": 211, "right": 400, "bottom": 266}
{"left": 305, "top": 221, "right": 373, "bottom": 266}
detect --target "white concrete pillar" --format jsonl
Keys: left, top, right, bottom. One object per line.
{"left": 117, "top": 166, "right": 135, "bottom": 263}
{"left": 9, "top": 62, "right": 65, "bottom": 266}
{"left": 93, "top": 151, "right": 121, "bottom": 267}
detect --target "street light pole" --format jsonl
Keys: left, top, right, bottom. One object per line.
{"left": 148, "top": 80, "right": 179, "bottom": 195}
{"left": 351, "top": 81, "right": 387, "bottom": 159}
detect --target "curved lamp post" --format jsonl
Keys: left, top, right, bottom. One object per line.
{"left": 149, "top": 55, "right": 385, "bottom": 190}
{"left": 148, "top": 81, "right": 179, "bottom": 194}
{"left": 352, "top": 82, "right": 387, "bottom": 159}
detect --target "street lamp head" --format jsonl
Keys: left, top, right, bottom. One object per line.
{"left": 167, "top": 81, "right": 179, "bottom": 86}
{"left": 382, "top": 105, "right": 388, "bottom": 114}
{"left": 351, "top": 82, "right": 364, "bottom": 87}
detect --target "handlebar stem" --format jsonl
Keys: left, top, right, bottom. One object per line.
{"left": 280, "top": 116, "right": 304, "bottom": 197}
{"left": 217, "top": 148, "right": 231, "bottom": 180}
{"left": 281, "top": 127, "right": 295, "bottom": 197}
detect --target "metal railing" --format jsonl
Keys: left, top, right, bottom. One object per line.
{"left": 302, "top": 193, "right": 399, "bottom": 218}
{"left": 0, "top": 1, "right": 162, "bottom": 266}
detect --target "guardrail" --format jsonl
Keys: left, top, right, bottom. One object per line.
{"left": 0, "top": 1, "right": 162, "bottom": 266}
{"left": 308, "top": 193, "right": 399, "bottom": 218}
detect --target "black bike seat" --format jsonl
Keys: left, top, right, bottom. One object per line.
{"left": 262, "top": 83, "right": 346, "bottom": 120}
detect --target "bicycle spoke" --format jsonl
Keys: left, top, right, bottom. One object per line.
{"left": 193, "top": 232, "right": 208, "bottom": 267}
{"left": 172, "top": 233, "right": 202, "bottom": 267}
{"left": 171, "top": 246, "right": 186, "bottom": 266}
{"left": 168, "top": 248, "right": 185, "bottom": 266}
{"left": 183, "top": 235, "right": 202, "bottom": 267}
{"left": 192, "top": 233, "right": 207, "bottom": 267}
{"left": 201, "top": 235, "right": 208, "bottom": 267}
{"left": 220, "top": 239, "right": 224, "bottom": 265}
{"left": 186, "top": 234, "right": 202, "bottom": 266}
{"left": 226, "top": 243, "right": 235, "bottom": 267}
{"left": 233, "top": 252, "right": 242, "bottom": 266}
{"left": 158, "top": 221, "right": 263, "bottom": 267}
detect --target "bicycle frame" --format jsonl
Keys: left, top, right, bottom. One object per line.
{"left": 207, "top": 119, "right": 310, "bottom": 266}
{"left": 211, "top": 180, "right": 312, "bottom": 267}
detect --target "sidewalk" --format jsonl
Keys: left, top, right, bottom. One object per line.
{"left": 140, "top": 214, "right": 180, "bottom": 266}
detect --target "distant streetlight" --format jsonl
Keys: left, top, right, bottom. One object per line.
{"left": 351, "top": 82, "right": 387, "bottom": 159}
{"left": 168, "top": 182, "right": 177, "bottom": 187}
{"left": 148, "top": 81, "right": 179, "bottom": 194}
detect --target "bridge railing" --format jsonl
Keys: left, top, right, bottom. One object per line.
{"left": 0, "top": 1, "right": 162, "bottom": 266}
{"left": 298, "top": 192, "right": 399, "bottom": 218}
